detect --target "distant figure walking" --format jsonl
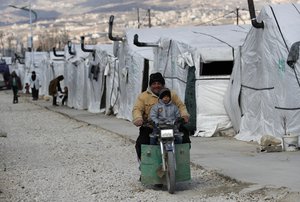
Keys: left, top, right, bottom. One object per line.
{"left": 9, "top": 71, "right": 22, "bottom": 104}
{"left": 29, "top": 71, "right": 41, "bottom": 100}
{"left": 48, "top": 75, "right": 64, "bottom": 106}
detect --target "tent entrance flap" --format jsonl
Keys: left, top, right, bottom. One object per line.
{"left": 101, "top": 76, "right": 107, "bottom": 109}
{"left": 142, "top": 59, "right": 150, "bottom": 92}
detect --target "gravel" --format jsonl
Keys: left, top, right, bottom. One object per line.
{"left": 0, "top": 91, "right": 299, "bottom": 202}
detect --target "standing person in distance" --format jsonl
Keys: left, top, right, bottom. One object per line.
{"left": 29, "top": 71, "right": 41, "bottom": 100}
{"left": 132, "top": 72, "right": 190, "bottom": 161}
{"left": 48, "top": 75, "right": 64, "bottom": 106}
{"left": 9, "top": 71, "right": 22, "bottom": 104}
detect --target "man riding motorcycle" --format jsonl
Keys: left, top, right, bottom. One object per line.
{"left": 132, "top": 72, "right": 191, "bottom": 161}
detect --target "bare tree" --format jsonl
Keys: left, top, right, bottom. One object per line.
{"left": 57, "top": 28, "right": 70, "bottom": 50}
{"left": 0, "top": 31, "right": 4, "bottom": 56}
{"left": 7, "top": 34, "right": 16, "bottom": 56}
{"left": 35, "top": 27, "right": 70, "bottom": 51}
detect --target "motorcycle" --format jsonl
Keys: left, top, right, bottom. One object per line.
{"left": 140, "top": 119, "right": 191, "bottom": 194}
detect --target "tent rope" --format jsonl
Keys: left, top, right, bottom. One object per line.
{"left": 163, "top": 40, "right": 172, "bottom": 76}
{"left": 269, "top": 5, "right": 289, "bottom": 51}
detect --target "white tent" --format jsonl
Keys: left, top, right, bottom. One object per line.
{"left": 23, "top": 52, "right": 49, "bottom": 96}
{"left": 153, "top": 25, "right": 250, "bottom": 137}
{"left": 101, "top": 45, "right": 119, "bottom": 116}
{"left": 43, "top": 51, "right": 66, "bottom": 100}
{"left": 224, "top": 3, "right": 300, "bottom": 143}
{"left": 12, "top": 52, "right": 54, "bottom": 96}
{"left": 62, "top": 42, "right": 114, "bottom": 113}
{"left": 88, "top": 44, "right": 114, "bottom": 113}
{"left": 112, "top": 27, "right": 172, "bottom": 121}
{"left": 64, "top": 43, "right": 94, "bottom": 110}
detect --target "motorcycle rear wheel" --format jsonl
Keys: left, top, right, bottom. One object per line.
{"left": 166, "top": 151, "right": 176, "bottom": 194}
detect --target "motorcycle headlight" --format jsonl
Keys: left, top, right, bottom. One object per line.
{"left": 160, "top": 129, "right": 174, "bottom": 138}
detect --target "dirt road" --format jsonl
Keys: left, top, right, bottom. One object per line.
{"left": 0, "top": 91, "right": 298, "bottom": 201}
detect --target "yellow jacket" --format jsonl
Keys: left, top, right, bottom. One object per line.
{"left": 132, "top": 88, "right": 189, "bottom": 124}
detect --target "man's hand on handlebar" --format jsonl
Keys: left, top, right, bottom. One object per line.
{"left": 182, "top": 116, "right": 189, "bottom": 123}
{"left": 133, "top": 118, "right": 143, "bottom": 127}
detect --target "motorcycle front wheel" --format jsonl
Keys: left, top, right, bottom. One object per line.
{"left": 166, "top": 151, "right": 176, "bottom": 194}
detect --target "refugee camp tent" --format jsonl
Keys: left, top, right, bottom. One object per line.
{"left": 22, "top": 52, "right": 49, "bottom": 96}
{"left": 224, "top": 3, "right": 300, "bottom": 143}
{"left": 100, "top": 46, "right": 119, "bottom": 116}
{"left": 64, "top": 43, "right": 93, "bottom": 110}
{"left": 63, "top": 42, "right": 114, "bottom": 113}
{"left": 153, "top": 25, "right": 250, "bottom": 137}
{"left": 48, "top": 50, "right": 65, "bottom": 92}
{"left": 112, "top": 27, "right": 174, "bottom": 121}
{"left": 88, "top": 44, "right": 114, "bottom": 113}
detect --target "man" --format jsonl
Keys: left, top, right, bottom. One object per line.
{"left": 29, "top": 71, "right": 41, "bottom": 100}
{"left": 9, "top": 71, "right": 22, "bottom": 104}
{"left": 132, "top": 72, "right": 190, "bottom": 160}
{"left": 48, "top": 75, "right": 64, "bottom": 106}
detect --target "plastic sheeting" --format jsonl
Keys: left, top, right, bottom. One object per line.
{"left": 224, "top": 4, "right": 300, "bottom": 143}
{"left": 64, "top": 44, "right": 92, "bottom": 110}
{"left": 153, "top": 25, "right": 250, "bottom": 137}
{"left": 112, "top": 27, "right": 166, "bottom": 121}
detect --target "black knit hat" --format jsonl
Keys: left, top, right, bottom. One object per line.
{"left": 57, "top": 75, "right": 64, "bottom": 81}
{"left": 149, "top": 72, "right": 165, "bottom": 86}
{"left": 159, "top": 88, "right": 171, "bottom": 99}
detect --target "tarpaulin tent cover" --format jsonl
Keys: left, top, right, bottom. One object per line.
{"left": 224, "top": 3, "right": 300, "bottom": 143}
{"left": 153, "top": 25, "right": 250, "bottom": 137}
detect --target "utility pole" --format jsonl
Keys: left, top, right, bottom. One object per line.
{"left": 137, "top": 8, "right": 140, "bottom": 28}
{"left": 236, "top": 7, "right": 239, "bottom": 25}
{"left": 9, "top": 0, "right": 37, "bottom": 70}
{"left": 29, "top": 0, "right": 34, "bottom": 70}
{"left": 148, "top": 9, "right": 151, "bottom": 28}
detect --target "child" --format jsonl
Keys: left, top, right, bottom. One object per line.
{"left": 149, "top": 88, "right": 182, "bottom": 144}
{"left": 25, "top": 83, "right": 30, "bottom": 94}
{"left": 61, "top": 86, "right": 68, "bottom": 106}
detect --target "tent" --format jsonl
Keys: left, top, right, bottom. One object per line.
{"left": 88, "top": 44, "right": 114, "bottom": 113}
{"left": 110, "top": 26, "right": 173, "bottom": 121}
{"left": 20, "top": 52, "right": 49, "bottom": 96}
{"left": 61, "top": 40, "right": 114, "bottom": 113}
{"left": 224, "top": 3, "right": 300, "bottom": 143}
{"left": 64, "top": 43, "right": 91, "bottom": 110}
{"left": 153, "top": 25, "right": 250, "bottom": 136}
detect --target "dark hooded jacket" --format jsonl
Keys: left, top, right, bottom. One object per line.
{"left": 48, "top": 75, "right": 64, "bottom": 96}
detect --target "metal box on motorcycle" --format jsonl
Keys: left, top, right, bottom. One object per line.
{"left": 140, "top": 143, "right": 191, "bottom": 185}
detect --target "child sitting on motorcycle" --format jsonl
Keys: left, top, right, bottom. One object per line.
{"left": 149, "top": 88, "right": 183, "bottom": 145}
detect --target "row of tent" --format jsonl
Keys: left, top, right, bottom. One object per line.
{"left": 10, "top": 3, "right": 300, "bottom": 143}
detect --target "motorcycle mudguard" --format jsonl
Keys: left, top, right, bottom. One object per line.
{"left": 164, "top": 142, "right": 173, "bottom": 152}
{"left": 140, "top": 143, "right": 191, "bottom": 185}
